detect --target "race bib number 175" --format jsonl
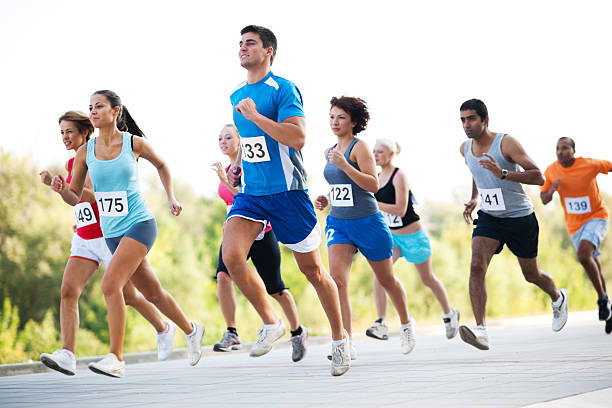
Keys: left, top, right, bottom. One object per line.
{"left": 95, "top": 191, "right": 128, "bottom": 217}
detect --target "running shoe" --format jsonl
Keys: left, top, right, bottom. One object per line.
{"left": 156, "top": 321, "right": 176, "bottom": 361}
{"left": 249, "top": 319, "right": 286, "bottom": 357}
{"left": 186, "top": 322, "right": 205, "bottom": 366}
{"left": 88, "top": 353, "right": 125, "bottom": 378}
{"left": 444, "top": 308, "right": 460, "bottom": 339}
{"left": 40, "top": 349, "right": 76, "bottom": 376}
{"left": 330, "top": 336, "right": 350, "bottom": 376}
{"left": 552, "top": 288, "right": 569, "bottom": 332}
{"left": 597, "top": 296, "right": 611, "bottom": 321}
{"left": 459, "top": 325, "right": 489, "bottom": 350}
{"left": 327, "top": 337, "right": 356, "bottom": 361}
{"left": 290, "top": 326, "right": 308, "bottom": 362}
{"left": 400, "top": 320, "right": 416, "bottom": 354}
{"left": 365, "top": 319, "right": 389, "bottom": 340}
{"left": 213, "top": 330, "right": 242, "bottom": 352}
{"left": 606, "top": 316, "right": 612, "bottom": 334}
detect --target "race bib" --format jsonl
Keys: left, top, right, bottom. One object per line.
{"left": 330, "top": 184, "right": 354, "bottom": 207}
{"left": 241, "top": 136, "right": 270, "bottom": 163}
{"left": 95, "top": 191, "right": 128, "bottom": 217}
{"left": 565, "top": 196, "right": 591, "bottom": 214}
{"left": 74, "top": 202, "right": 97, "bottom": 228}
{"left": 381, "top": 211, "right": 402, "bottom": 227}
{"left": 478, "top": 188, "right": 506, "bottom": 211}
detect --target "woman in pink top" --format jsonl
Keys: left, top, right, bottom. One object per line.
{"left": 212, "top": 124, "right": 307, "bottom": 362}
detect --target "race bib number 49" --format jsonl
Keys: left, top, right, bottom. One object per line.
{"left": 381, "top": 211, "right": 402, "bottom": 227}
{"left": 241, "top": 136, "right": 270, "bottom": 163}
{"left": 95, "top": 191, "right": 128, "bottom": 217}
{"left": 478, "top": 188, "right": 506, "bottom": 211}
{"left": 74, "top": 202, "right": 97, "bottom": 228}
{"left": 330, "top": 184, "right": 354, "bottom": 207}
{"left": 565, "top": 196, "right": 591, "bottom": 214}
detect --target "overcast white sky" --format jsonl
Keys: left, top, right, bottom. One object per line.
{"left": 2, "top": 0, "right": 611, "bottom": 206}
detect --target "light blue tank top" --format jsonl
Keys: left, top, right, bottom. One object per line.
{"left": 323, "top": 138, "right": 379, "bottom": 219}
{"left": 86, "top": 133, "right": 154, "bottom": 237}
{"left": 464, "top": 133, "right": 533, "bottom": 218}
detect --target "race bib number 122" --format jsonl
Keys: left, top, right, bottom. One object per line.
{"left": 95, "top": 191, "right": 128, "bottom": 217}
{"left": 330, "top": 184, "right": 354, "bottom": 207}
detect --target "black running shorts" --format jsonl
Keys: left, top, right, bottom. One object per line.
{"left": 472, "top": 210, "right": 539, "bottom": 258}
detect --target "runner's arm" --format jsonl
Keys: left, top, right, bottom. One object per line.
{"left": 463, "top": 179, "right": 478, "bottom": 224}
{"left": 377, "top": 169, "right": 409, "bottom": 217}
{"left": 496, "top": 135, "right": 545, "bottom": 185}
{"left": 331, "top": 140, "right": 378, "bottom": 193}
{"left": 52, "top": 146, "right": 87, "bottom": 206}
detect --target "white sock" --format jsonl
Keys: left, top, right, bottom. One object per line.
{"left": 332, "top": 337, "right": 347, "bottom": 348}
{"left": 400, "top": 321, "right": 412, "bottom": 330}
{"left": 552, "top": 291, "right": 564, "bottom": 307}
{"left": 186, "top": 322, "right": 197, "bottom": 337}
{"left": 263, "top": 320, "right": 281, "bottom": 330}
{"left": 442, "top": 311, "right": 453, "bottom": 319}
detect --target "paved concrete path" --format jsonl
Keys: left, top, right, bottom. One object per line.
{"left": 1, "top": 311, "right": 611, "bottom": 407}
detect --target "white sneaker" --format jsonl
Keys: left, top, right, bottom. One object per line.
{"left": 88, "top": 353, "right": 125, "bottom": 378}
{"left": 186, "top": 322, "right": 205, "bottom": 366}
{"left": 40, "top": 349, "right": 76, "bottom": 376}
{"left": 329, "top": 337, "right": 357, "bottom": 361}
{"left": 330, "top": 335, "right": 351, "bottom": 376}
{"left": 157, "top": 321, "right": 176, "bottom": 361}
{"left": 444, "top": 308, "right": 460, "bottom": 339}
{"left": 365, "top": 319, "right": 389, "bottom": 340}
{"left": 459, "top": 325, "right": 489, "bottom": 350}
{"left": 249, "top": 319, "right": 286, "bottom": 357}
{"left": 552, "top": 288, "right": 569, "bottom": 332}
{"left": 400, "top": 320, "right": 416, "bottom": 354}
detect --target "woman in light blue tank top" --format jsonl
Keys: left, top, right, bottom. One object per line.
{"left": 314, "top": 96, "right": 415, "bottom": 357}
{"left": 51, "top": 90, "right": 204, "bottom": 378}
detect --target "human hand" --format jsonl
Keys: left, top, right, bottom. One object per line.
{"left": 327, "top": 147, "right": 348, "bottom": 170}
{"left": 479, "top": 154, "right": 503, "bottom": 178}
{"left": 235, "top": 98, "right": 259, "bottom": 122}
{"left": 315, "top": 195, "right": 329, "bottom": 211}
{"left": 51, "top": 174, "right": 66, "bottom": 193}
{"left": 463, "top": 198, "right": 478, "bottom": 224}
{"left": 228, "top": 165, "right": 242, "bottom": 187}
{"left": 168, "top": 197, "right": 182, "bottom": 216}
{"left": 40, "top": 170, "right": 52, "bottom": 185}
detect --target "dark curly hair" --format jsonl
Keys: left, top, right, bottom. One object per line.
{"left": 330, "top": 96, "right": 370, "bottom": 135}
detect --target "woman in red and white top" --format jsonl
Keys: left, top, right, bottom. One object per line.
{"left": 39, "top": 111, "right": 172, "bottom": 376}
{"left": 211, "top": 124, "right": 308, "bottom": 362}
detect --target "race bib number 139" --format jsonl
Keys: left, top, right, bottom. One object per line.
{"left": 95, "top": 191, "right": 128, "bottom": 217}
{"left": 241, "top": 136, "right": 270, "bottom": 163}
{"left": 565, "top": 196, "right": 591, "bottom": 214}
{"left": 478, "top": 188, "right": 506, "bottom": 211}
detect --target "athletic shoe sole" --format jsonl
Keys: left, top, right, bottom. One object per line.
{"left": 459, "top": 326, "right": 489, "bottom": 350}
{"left": 606, "top": 317, "right": 612, "bottom": 334}
{"left": 40, "top": 356, "right": 75, "bottom": 376}
{"left": 213, "top": 344, "right": 241, "bottom": 352}
{"left": 365, "top": 330, "right": 388, "bottom": 340}
{"left": 88, "top": 365, "right": 124, "bottom": 378}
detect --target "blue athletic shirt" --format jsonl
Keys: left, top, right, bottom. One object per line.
{"left": 230, "top": 71, "right": 308, "bottom": 196}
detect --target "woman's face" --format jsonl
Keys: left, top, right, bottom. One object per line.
{"left": 218, "top": 126, "right": 240, "bottom": 156}
{"left": 329, "top": 106, "right": 354, "bottom": 137}
{"left": 89, "top": 94, "right": 118, "bottom": 129}
{"left": 373, "top": 143, "right": 393, "bottom": 166}
{"left": 60, "top": 120, "right": 87, "bottom": 151}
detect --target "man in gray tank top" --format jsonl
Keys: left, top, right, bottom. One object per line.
{"left": 458, "top": 99, "right": 569, "bottom": 350}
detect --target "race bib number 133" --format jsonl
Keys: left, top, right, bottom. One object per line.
{"left": 241, "top": 136, "right": 270, "bottom": 163}
{"left": 95, "top": 191, "right": 128, "bottom": 217}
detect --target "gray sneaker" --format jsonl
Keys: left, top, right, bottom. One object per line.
{"left": 213, "top": 330, "right": 241, "bottom": 352}
{"left": 290, "top": 326, "right": 308, "bottom": 362}
{"left": 552, "top": 288, "right": 569, "bottom": 332}
{"left": 444, "top": 308, "right": 460, "bottom": 339}
{"left": 365, "top": 319, "right": 389, "bottom": 340}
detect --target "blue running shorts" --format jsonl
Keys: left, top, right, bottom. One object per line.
{"left": 391, "top": 229, "right": 433, "bottom": 264}
{"left": 105, "top": 218, "right": 157, "bottom": 254}
{"left": 324, "top": 212, "right": 393, "bottom": 262}
{"left": 571, "top": 218, "right": 609, "bottom": 258}
{"left": 227, "top": 190, "right": 321, "bottom": 253}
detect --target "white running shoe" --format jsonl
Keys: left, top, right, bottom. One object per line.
{"left": 186, "top": 322, "right": 205, "bottom": 366}
{"left": 444, "top": 308, "right": 460, "bottom": 339}
{"left": 40, "top": 349, "right": 76, "bottom": 376}
{"left": 350, "top": 340, "right": 357, "bottom": 360}
{"left": 365, "top": 319, "right": 389, "bottom": 340}
{"left": 157, "top": 321, "right": 176, "bottom": 361}
{"left": 459, "top": 325, "right": 489, "bottom": 350}
{"left": 552, "top": 288, "right": 569, "bottom": 332}
{"left": 88, "top": 353, "right": 125, "bottom": 378}
{"left": 249, "top": 319, "right": 286, "bottom": 357}
{"left": 330, "top": 335, "right": 351, "bottom": 376}
{"left": 400, "top": 320, "right": 416, "bottom": 354}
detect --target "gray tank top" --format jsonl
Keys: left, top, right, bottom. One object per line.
{"left": 464, "top": 133, "right": 533, "bottom": 218}
{"left": 324, "top": 138, "right": 379, "bottom": 219}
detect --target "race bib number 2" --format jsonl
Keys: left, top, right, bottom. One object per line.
{"left": 330, "top": 184, "right": 354, "bottom": 207}
{"left": 381, "top": 211, "right": 402, "bottom": 227}
{"left": 479, "top": 188, "right": 506, "bottom": 211}
{"left": 74, "top": 202, "right": 97, "bottom": 228}
{"left": 241, "top": 136, "right": 270, "bottom": 163}
{"left": 565, "top": 196, "right": 591, "bottom": 214}
{"left": 95, "top": 191, "right": 128, "bottom": 217}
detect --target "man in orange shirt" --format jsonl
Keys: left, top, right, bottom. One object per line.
{"left": 541, "top": 137, "right": 612, "bottom": 333}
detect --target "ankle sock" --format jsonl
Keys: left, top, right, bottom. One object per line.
{"left": 227, "top": 327, "right": 238, "bottom": 334}
{"left": 157, "top": 322, "right": 170, "bottom": 335}
{"left": 186, "top": 322, "right": 197, "bottom": 337}
{"left": 552, "top": 292, "right": 564, "bottom": 307}
{"left": 263, "top": 321, "right": 281, "bottom": 330}
{"left": 290, "top": 326, "right": 303, "bottom": 337}
{"left": 375, "top": 318, "right": 384, "bottom": 324}
{"left": 63, "top": 349, "right": 75, "bottom": 360}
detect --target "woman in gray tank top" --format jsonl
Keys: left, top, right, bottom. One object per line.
{"left": 314, "top": 96, "right": 415, "bottom": 358}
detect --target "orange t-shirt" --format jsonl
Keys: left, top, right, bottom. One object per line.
{"left": 541, "top": 157, "right": 612, "bottom": 235}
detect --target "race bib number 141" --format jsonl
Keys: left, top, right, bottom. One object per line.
{"left": 479, "top": 188, "right": 506, "bottom": 211}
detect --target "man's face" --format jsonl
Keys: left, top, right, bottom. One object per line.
{"left": 460, "top": 109, "right": 487, "bottom": 139}
{"left": 238, "top": 32, "right": 270, "bottom": 69}
{"left": 556, "top": 139, "right": 575, "bottom": 166}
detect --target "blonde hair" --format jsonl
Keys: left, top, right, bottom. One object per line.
{"left": 375, "top": 138, "right": 401, "bottom": 155}
{"left": 221, "top": 123, "right": 239, "bottom": 137}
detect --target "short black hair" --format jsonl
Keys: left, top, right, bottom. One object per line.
{"left": 558, "top": 137, "right": 576, "bottom": 150}
{"left": 241, "top": 25, "right": 277, "bottom": 65}
{"left": 460, "top": 99, "right": 488, "bottom": 121}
